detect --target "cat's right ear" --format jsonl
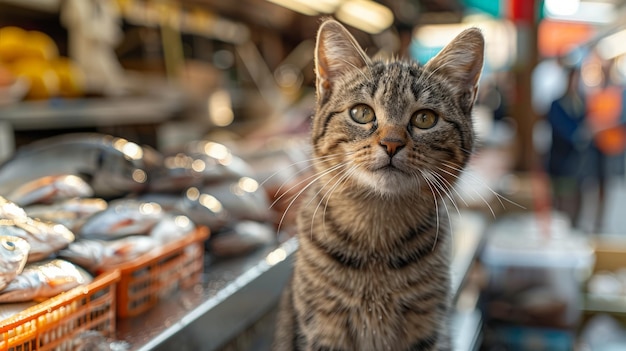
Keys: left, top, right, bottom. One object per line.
{"left": 315, "top": 19, "right": 370, "bottom": 103}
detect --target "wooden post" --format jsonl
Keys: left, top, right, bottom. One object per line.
{"left": 509, "top": 0, "right": 540, "bottom": 171}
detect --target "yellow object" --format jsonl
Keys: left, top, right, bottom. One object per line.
{"left": 23, "top": 31, "right": 59, "bottom": 61}
{"left": 0, "top": 26, "right": 27, "bottom": 62}
{"left": 10, "top": 58, "right": 60, "bottom": 100}
{"left": 0, "top": 27, "right": 59, "bottom": 63}
{"left": 0, "top": 27, "right": 74, "bottom": 99}
{"left": 50, "top": 58, "right": 83, "bottom": 97}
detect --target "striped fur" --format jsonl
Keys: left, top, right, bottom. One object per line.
{"left": 273, "top": 20, "right": 484, "bottom": 351}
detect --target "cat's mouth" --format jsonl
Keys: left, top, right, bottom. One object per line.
{"left": 373, "top": 163, "right": 409, "bottom": 175}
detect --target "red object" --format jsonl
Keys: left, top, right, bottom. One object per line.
{"left": 508, "top": 0, "right": 537, "bottom": 24}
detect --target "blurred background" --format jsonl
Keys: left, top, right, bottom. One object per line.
{"left": 1, "top": 0, "right": 626, "bottom": 350}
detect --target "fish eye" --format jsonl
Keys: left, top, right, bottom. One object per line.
{"left": 411, "top": 109, "right": 438, "bottom": 129}
{"left": 349, "top": 104, "right": 375, "bottom": 124}
{"left": 2, "top": 240, "right": 16, "bottom": 251}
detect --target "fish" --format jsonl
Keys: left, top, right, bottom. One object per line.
{"left": 149, "top": 140, "right": 255, "bottom": 192}
{"left": 0, "top": 196, "right": 28, "bottom": 220}
{"left": 0, "top": 133, "right": 162, "bottom": 198}
{"left": 24, "top": 198, "right": 108, "bottom": 232}
{"left": 5, "top": 174, "right": 94, "bottom": 206}
{"left": 58, "top": 236, "right": 158, "bottom": 273}
{"left": 208, "top": 220, "right": 276, "bottom": 258}
{"left": 139, "top": 192, "right": 229, "bottom": 231}
{"left": 0, "top": 218, "right": 75, "bottom": 262}
{"left": 200, "top": 177, "right": 271, "bottom": 222}
{"left": 0, "top": 259, "right": 92, "bottom": 303}
{"left": 0, "top": 235, "right": 30, "bottom": 291}
{"left": 0, "top": 301, "right": 37, "bottom": 321}
{"left": 149, "top": 213, "right": 196, "bottom": 244}
{"left": 141, "top": 179, "right": 270, "bottom": 233}
{"left": 79, "top": 199, "right": 163, "bottom": 240}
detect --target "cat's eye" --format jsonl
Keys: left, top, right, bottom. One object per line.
{"left": 349, "top": 104, "right": 375, "bottom": 124}
{"left": 411, "top": 109, "right": 438, "bottom": 129}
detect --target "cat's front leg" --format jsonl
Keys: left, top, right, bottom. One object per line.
{"left": 273, "top": 282, "right": 297, "bottom": 351}
{"left": 298, "top": 317, "right": 353, "bottom": 351}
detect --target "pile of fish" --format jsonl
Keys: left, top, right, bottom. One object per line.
{"left": 0, "top": 198, "right": 90, "bottom": 307}
{"left": 0, "top": 134, "right": 161, "bottom": 200}
{"left": 0, "top": 132, "right": 280, "bottom": 323}
{"left": 0, "top": 193, "right": 198, "bottom": 320}
{"left": 0, "top": 133, "right": 278, "bottom": 260}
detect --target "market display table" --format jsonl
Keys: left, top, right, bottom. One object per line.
{"left": 117, "top": 211, "right": 486, "bottom": 351}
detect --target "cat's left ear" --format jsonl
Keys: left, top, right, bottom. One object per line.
{"left": 425, "top": 28, "right": 484, "bottom": 112}
{"left": 315, "top": 19, "right": 371, "bottom": 103}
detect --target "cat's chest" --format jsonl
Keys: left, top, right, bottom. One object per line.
{"left": 351, "top": 297, "right": 411, "bottom": 351}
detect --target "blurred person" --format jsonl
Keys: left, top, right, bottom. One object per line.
{"left": 546, "top": 67, "right": 598, "bottom": 229}
{"left": 585, "top": 60, "right": 626, "bottom": 232}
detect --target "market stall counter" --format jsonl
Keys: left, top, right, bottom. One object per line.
{"left": 116, "top": 211, "right": 487, "bottom": 351}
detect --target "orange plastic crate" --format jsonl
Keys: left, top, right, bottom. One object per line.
{"left": 113, "top": 226, "right": 209, "bottom": 318}
{"left": 0, "top": 270, "right": 119, "bottom": 351}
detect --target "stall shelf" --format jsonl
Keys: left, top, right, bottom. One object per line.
{"left": 0, "top": 95, "right": 183, "bottom": 131}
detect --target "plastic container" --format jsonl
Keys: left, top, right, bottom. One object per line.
{"left": 113, "top": 226, "right": 209, "bottom": 318}
{"left": 0, "top": 270, "right": 119, "bottom": 351}
{"left": 481, "top": 212, "right": 595, "bottom": 329}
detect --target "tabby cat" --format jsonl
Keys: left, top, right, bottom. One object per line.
{"left": 273, "top": 19, "right": 484, "bottom": 351}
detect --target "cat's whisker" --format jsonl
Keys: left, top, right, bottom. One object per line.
{"left": 459, "top": 147, "right": 474, "bottom": 156}
{"left": 321, "top": 165, "right": 358, "bottom": 238}
{"left": 270, "top": 161, "right": 346, "bottom": 210}
{"left": 420, "top": 171, "right": 441, "bottom": 252}
{"left": 425, "top": 171, "right": 455, "bottom": 226}
{"left": 417, "top": 168, "right": 459, "bottom": 247}
{"left": 275, "top": 162, "right": 349, "bottom": 234}
{"left": 280, "top": 161, "right": 348, "bottom": 207}
{"left": 309, "top": 162, "right": 354, "bottom": 237}
{"left": 440, "top": 161, "right": 525, "bottom": 211}
{"left": 271, "top": 153, "right": 351, "bottom": 198}
{"left": 438, "top": 163, "right": 499, "bottom": 219}
{"left": 260, "top": 153, "right": 347, "bottom": 193}
{"left": 431, "top": 167, "right": 470, "bottom": 208}
{"left": 428, "top": 172, "right": 458, "bottom": 250}
{"left": 429, "top": 171, "right": 462, "bottom": 219}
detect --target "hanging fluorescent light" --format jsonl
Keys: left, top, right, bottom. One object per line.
{"left": 336, "top": 0, "right": 394, "bottom": 34}
{"left": 266, "top": 0, "right": 342, "bottom": 15}
{"left": 308, "top": 0, "right": 343, "bottom": 13}
{"left": 545, "top": 0, "right": 580, "bottom": 16}
{"left": 413, "top": 19, "right": 516, "bottom": 71}
{"left": 544, "top": 0, "right": 616, "bottom": 24}
{"left": 266, "top": 0, "right": 392, "bottom": 33}
{"left": 266, "top": 0, "right": 319, "bottom": 15}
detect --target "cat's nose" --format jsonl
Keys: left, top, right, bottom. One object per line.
{"left": 379, "top": 138, "right": 405, "bottom": 157}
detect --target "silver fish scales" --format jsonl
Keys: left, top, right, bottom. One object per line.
{"left": 0, "top": 235, "right": 30, "bottom": 291}
{"left": 0, "top": 259, "right": 92, "bottom": 303}
{"left": 0, "top": 133, "right": 161, "bottom": 198}
{"left": 0, "top": 218, "right": 74, "bottom": 262}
